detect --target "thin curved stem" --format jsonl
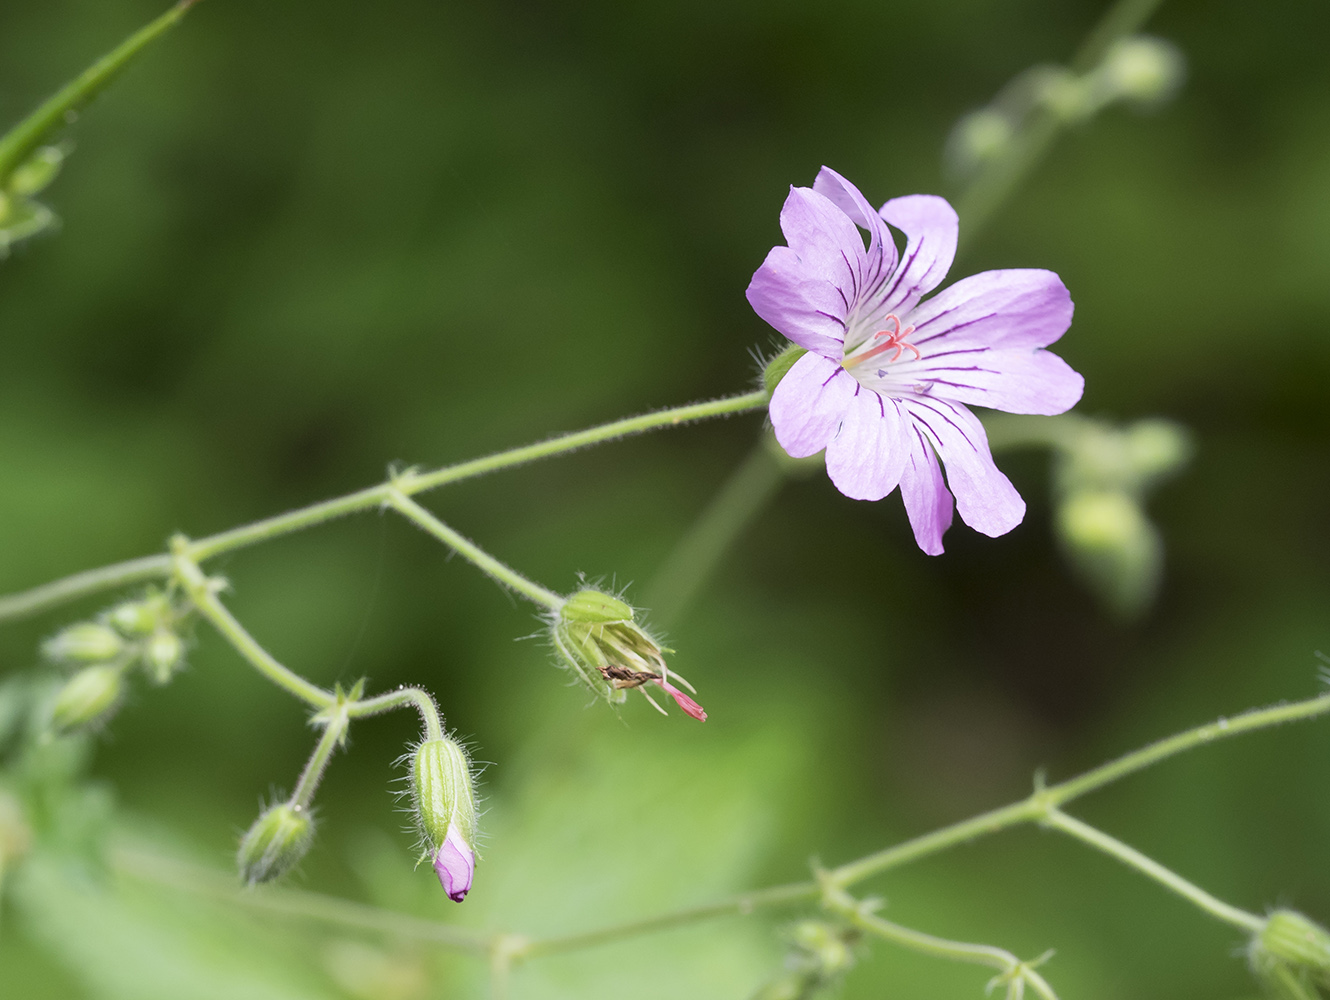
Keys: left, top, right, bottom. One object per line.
{"left": 289, "top": 709, "right": 349, "bottom": 810}
{"left": 0, "top": 391, "right": 769, "bottom": 624}
{"left": 349, "top": 686, "right": 445, "bottom": 741}
{"left": 1042, "top": 808, "right": 1264, "bottom": 932}
{"left": 0, "top": 1, "right": 200, "bottom": 181}
{"left": 386, "top": 490, "right": 564, "bottom": 612}
{"left": 171, "top": 545, "right": 334, "bottom": 709}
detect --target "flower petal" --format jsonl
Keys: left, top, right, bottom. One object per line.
{"left": 899, "top": 428, "right": 954, "bottom": 555}
{"left": 811, "top": 167, "right": 898, "bottom": 306}
{"left": 903, "top": 397, "right": 1024, "bottom": 537}
{"left": 433, "top": 825, "right": 476, "bottom": 903}
{"left": 769, "top": 352, "right": 856, "bottom": 458}
{"left": 909, "top": 269, "right": 1073, "bottom": 352}
{"left": 909, "top": 347, "right": 1084, "bottom": 415}
{"left": 874, "top": 194, "right": 959, "bottom": 319}
{"left": 825, "top": 387, "right": 912, "bottom": 501}
{"left": 747, "top": 244, "right": 852, "bottom": 356}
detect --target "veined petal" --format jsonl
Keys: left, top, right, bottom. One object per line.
{"left": 747, "top": 244, "right": 851, "bottom": 356}
{"left": 811, "top": 167, "right": 898, "bottom": 306}
{"left": 769, "top": 352, "right": 855, "bottom": 458}
{"left": 825, "top": 388, "right": 911, "bottom": 501}
{"left": 873, "top": 195, "right": 959, "bottom": 319}
{"left": 899, "top": 428, "right": 954, "bottom": 555}
{"left": 912, "top": 347, "right": 1083, "bottom": 415}
{"left": 903, "top": 397, "right": 1024, "bottom": 537}
{"left": 778, "top": 184, "right": 866, "bottom": 292}
{"left": 433, "top": 825, "right": 475, "bottom": 903}
{"left": 909, "top": 269, "right": 1073, "bottom": 352}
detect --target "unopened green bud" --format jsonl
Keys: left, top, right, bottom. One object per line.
{"left": 762, "top": 345, "right": 807, "bottom": 395}
{"left": 945, "top": 109, "right": 1015, "bottom": 178}
{"left": 412, "top": 737, "right": 478, "bottom": 901}
{"left": 51, "top": 665, "right": 123, "bottom": 733}
{"left": 1056, "top": 489, "right": 1161, "bottom": 618}
{"left": 1099, "top": 36, "right": 1186, "bottom": 106}
{"left": 108, "top": 591, "right": 173, "bottom": 636}
{"left": 1124, "top": 419, "right": 1192, "bottom": 484}
{"left": 43, "top": 622, "right": 124, "bottom": 664}
{"left": 7, "top": 146, "right": 64, "bottom": 197}
{"left": 1256, "top": 910, "right": 1330, "bottom": 974}
{"left": 144, "top": 630, "right": 185, "bottom": 684}
{"left": 237, "top": 802, "right": 313, "bottom": 885}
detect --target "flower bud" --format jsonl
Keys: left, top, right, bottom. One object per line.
{"left": 6, "top": 146, "right": 64, "bottom": 197}
{"left": 237, "top": 802, "right": 313, "bottom": 885}
{"left": 108, "top": 591, "right": 173, "bottom": 636}
{"left": 553, "top": 589, "right": 707, "bottom": 719}
{"left": 144, "top": 630, "right": 185, "bottom": 684}
{"left": 1255, "top": 910, "right": 1330, "bottom": 974}
{"left": 1056, "top": 489, "right": 1161, "bottom": 618}
{"left": 50, "top": 665, "right": 123, "bottom": 733}
{"left": 43, "top": 622, "right": 124, "bottom": 664}
{"left": 1099, "top": 36, "right": 1186, "bottom": 106}
{"left": 762, "top": 345, "right": 807, "bottom": 395}
{"left": 411, "top": 737, "right": 478, "bottom": 902}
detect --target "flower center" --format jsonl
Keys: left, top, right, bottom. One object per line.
{"left": 842, "top": 314, "right": 921, "bottom": 373}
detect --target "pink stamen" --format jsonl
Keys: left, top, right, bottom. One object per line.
{"left": 655, "top": 678, "right": 708, "bottom": 721}
{"left": 842, "top": 314, "right": 921, "bottom": 370}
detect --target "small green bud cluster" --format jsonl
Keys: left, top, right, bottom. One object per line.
{"left": 1249, "top": 910, "right": 1330, "bottom": 998}
{"left": 1051, "top": 418, "right": 1192, "bottom": 618}
{"left": 0, "top": 145, "right": 64, "bottom": 255}
{"left": 237, "top": 802, "right": 314, "bottom": 885}
{"left": 945, "top": 35, "right": 1185, "bottom": 180}
{"left": 748, "top": 920, "right": 859, "bottom": 1000}
{"left": 42, "top": 588, "right": 192, "bottom": 733}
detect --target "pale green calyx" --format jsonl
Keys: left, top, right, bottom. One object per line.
{"left": 43, "top": 622, "right": 125, "bottom": 664}
{"left": 762, "top": 345, "right": 807, "bottom": 395}
{"left": 552, "top": 589, "right": 669, "bottom": 703}
{"left": 411, "top": 737, "right": 478, "bottom": 855}
{"left": 51, "top": 664, "right": 124, "bottom": 733}
{"left": 237, "top": 802, "right": 314, "bottom": 885}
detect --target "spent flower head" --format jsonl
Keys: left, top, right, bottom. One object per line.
{"left": 552, "top": 589, "right": 706, "bottom": 720}
{"left": 749, "top": 167, "right": 1083, "bottom": 554}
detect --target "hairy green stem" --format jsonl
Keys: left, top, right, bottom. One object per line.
{"left": 349, "top": 686, "right": 445, "bottom": 741}
{"left": 821, "top": 884, "right": 1058, "bottom": 999}
{"left": 289, "top": 709, "right": 349, "bottom": 810}
{"left": 387, "top": 489, "right": 565, "bottom": 612}
{"left": 0, "top": 1, "right": 200, "bottom": 181}
{"left": 1041, "top": 808, "right": 1264, "bottom": 932}
{"left": 171, "top": 543, "right": 335, "bottom": 709}
{"left": 0, "top": 391, "right": 768, "bottom": 625}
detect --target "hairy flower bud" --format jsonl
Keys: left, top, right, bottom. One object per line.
{"left": 144, "top": 630, "right": 185, "bottom": 684}
{"left": 553, "top": 589, "right": 706, "bottom": 720}
{"left": 50, "top": 665, "right": 123, "bottom": 733}
{"left": 108, "top": 591, "right": 173, "bottom": 637}
{"left": 411, "top": 737, "right": 478, "bottom": 902}
{"left": 6, "top": 146, "right": 64, "bottom": 197}
{"left": 237, "top": 802, "right": 313, "bottom": 885}
{"left": 1099, "top": 36, "right": 1186, "bottom": 106}
{"left": 1255, "top": 910, "right": 1330, "bottom": 973}
{"left": 43, "top": 622, "right": 124, "bottom": 664}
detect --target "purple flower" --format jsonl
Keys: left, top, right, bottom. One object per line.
{"left": 747, "top": 167, "right": 1083, "bottom": 554}
{"left": 432, "top": 824, "right": 475, "bottom": 902}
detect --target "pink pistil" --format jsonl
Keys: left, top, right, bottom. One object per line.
{"left": 655, "top": 678, "right": 708, "bottom": 721}
{"left": 843, "top": 314, "right": 921, "bottom": 370}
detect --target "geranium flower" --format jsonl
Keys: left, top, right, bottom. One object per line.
{"left": 747, "top": 167, "right": 1083, "bottom": 554}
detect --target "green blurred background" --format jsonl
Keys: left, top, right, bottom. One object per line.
{"left": 2, "top": 0, "right": 1330, "bottom": 997}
